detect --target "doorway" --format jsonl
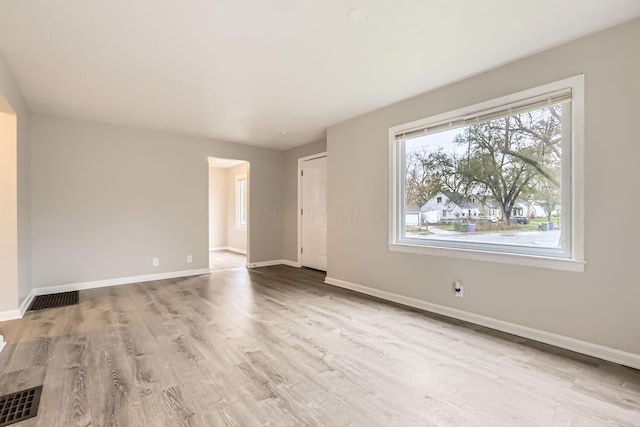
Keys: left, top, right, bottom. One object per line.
{"left": 298, "top": 153, "right": 327, "bottom": 271}
{"left": 208, "top": 157, "right": 249, "bottom": 271}
{"left": 0, "top": 94, "right": 18, "bottom": 320}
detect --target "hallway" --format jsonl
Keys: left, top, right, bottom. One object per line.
{"left": 209, "top": 250, "right": 246, "bottom": 271}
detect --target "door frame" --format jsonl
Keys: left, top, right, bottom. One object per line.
{"left": 206, "top": 157, "right": 250, "bottom": 268}
{"left": 297, "top": 152, "right": 327, "bottom": 268}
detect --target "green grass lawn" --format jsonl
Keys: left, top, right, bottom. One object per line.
{"left": 406, "top": 217, "right": 561, "bottom": 236}
{"left": 405, "top": 225, "right": 432, "bottom": 235}
{"left": 429, "top": 217, "right": 561, "bottom": 234}
{"left": 520, "top": 217, "right": 562, "bottom": 231}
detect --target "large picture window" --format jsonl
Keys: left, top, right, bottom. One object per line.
{"left": 390, "top": 76, "right": 584, "bottom": 271}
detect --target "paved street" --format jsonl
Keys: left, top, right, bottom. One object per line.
{"left": 408, "top": 228, "right": 562, "bottom": 248}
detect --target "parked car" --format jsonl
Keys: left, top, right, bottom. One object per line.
{"left": 480, "top": 215, "right": 499, "bottom": 223}
{"left": 508, "top": 216, "right": 530, "bottom": 224}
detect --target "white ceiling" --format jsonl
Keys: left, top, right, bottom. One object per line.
{"left": 0, "top": 1, "right": 638, "bottom": 150}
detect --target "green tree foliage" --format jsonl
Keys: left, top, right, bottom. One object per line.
{"left": 405, "top": 105, "right": 564, "bottom": 223}
{"left": 405, "top": 149, "right": 462, "bottom": 208}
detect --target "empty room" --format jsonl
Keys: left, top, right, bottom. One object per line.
{"left": 1, "top": 1, "right": 639, "bottom": 426}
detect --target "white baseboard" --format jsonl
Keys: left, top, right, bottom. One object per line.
{"left": 210, "top": 247, "right": 247, "bottom": 255}
{"left": 2, "top": 269, "right": 210, "bottom": 322}
{"left": 0, "top": 292, "right": 41, "bottom": 320}
{"left": 31, "top": 269, "right": 211, "bottom": 296}
{"left": 325, "top": 276, "right": 640, "bottom": 370}
{"left": 282, "top": 260, "right": 300, "bottom": 268}
{"left": 246, "top": 259, "right": 300, "bottom": 268}
{"left": 19, "top": 292, "right": 37, "bottom": 317}
{"left": 0, "top": 310, "right": 21, "bottom": 322}
{"left": 247, "top": 260, "right": 283, "bottom": 268}
{"left": 227, "top": 247, "right": 247, "bottom": 255}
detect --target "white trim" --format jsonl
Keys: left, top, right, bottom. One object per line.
{"left": 282, "top": 259, "right": 300, "bottom": 268}
{"left": 0, "top": 267, "right": 214, "bottom": 343}
{"left": 26, "top": 269, "right": 210, "bottom": 301}
{"left": 19, "top": 292, "right": 37, "bottom": 317}
{"left": 324, "top": 276, "right": 640, "bottom": 370}
{"left": 210, "top": 247, "right": 247, "bottom": 255}
{"left": 571, "top": 76, "right": 585, "bottom": 263}
{"left": 247, "top": 260, "right": 276, "bottom": 268}
{"left": 4, "top": 269, "right": 211, "bottom": 321}
{"left": 245, "top": 164, "right": 251, "bottom": 266}
{"left": 246, "top": 259, "right": 300, "bottom": 268}
{"left": 0, "top": 335, "right": 5, "bottom": 354}
{"left": 389, "top": 76, "right": 583, "bottom": 137}
{"left": 247, "top": 260, "right": 284, "bottom": 268}
{"left": 298, "top": 152, "right": 328, "bottom": 163}
{"left": 389, "top": 75, "right": 585, "bottom": 268}
{"left": 389, "top": 243, "right": 585, "bottom": 272}
{"left": 227, "top": 247, "right": 247, "bottom": 255}
{"left": 0, "top": 310, "right": 21, "bottom": 322}
{"left": 298, "top": 152, "right": 328, "bottom": 268}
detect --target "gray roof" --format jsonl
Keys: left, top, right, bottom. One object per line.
{"left": 483, "top": 198, "right": 501, "bottom": 208}
{"left": 457, "top": 200, "right": 480, "bottom": 210}
{"left": 440, "top": 191, "right": 481, "bottom": 210}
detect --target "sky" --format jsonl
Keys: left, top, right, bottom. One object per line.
{"left": 405, "top": 128, "right": 467, "bottom": 156}
{"left": 403, "top": 104, "right": 563, "bottom": 158}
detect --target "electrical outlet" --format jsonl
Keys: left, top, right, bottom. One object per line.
{"left": 187, "top": 255, "right": 193, "bottom": 263}
{"left": 454, "top": 281, "right": 463, "bottom": 298}
{"left": 152, "top": 257, "right": 159, "bottom": 267}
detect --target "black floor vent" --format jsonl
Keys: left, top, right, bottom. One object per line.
{"left": 28, "top": 291, "right": 79, "bottom": 312}
{"left": 0, "top": 385, "right": 43, "bottom": 426}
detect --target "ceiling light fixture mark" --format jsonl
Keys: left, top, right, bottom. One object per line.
{"left": 347, "top": 8, "right": 369, "bottom": 24}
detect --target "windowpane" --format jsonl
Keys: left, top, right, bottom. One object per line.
{"left": 399, "top": 101, "right": 569, "bottom": 257}
{"left": 237, "top": 177, "right": 247, "bottom": 228}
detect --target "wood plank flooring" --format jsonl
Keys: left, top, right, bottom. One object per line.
{"left": 0, "top": 266, "right": 639, "bottom": 426}
{"left": 209, "top": 250, "right": 246, "bottom": 271}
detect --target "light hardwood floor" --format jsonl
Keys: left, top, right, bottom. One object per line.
{"left": 0, "top": 266, "right": 639, "bottom": 426}
{"left": 209, "top": 250, "right": 246, "bottom": 271}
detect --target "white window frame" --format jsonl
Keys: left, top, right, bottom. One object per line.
{"left": 235, "top": 174, "right": 247, "bottom": 230}
{"left": 388, "top": 75, "right": 585, "bottom": 272}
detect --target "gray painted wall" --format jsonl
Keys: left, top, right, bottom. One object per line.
{"left": 283, "top": 139, "right": 327, "bottom": 262}
{"left": 0, "top": 54, "right": 30, "bottom": 311}
{"left": 208, "top": 167, "right": 227, "bottom": 249}
{"left": 326, "top": 19, "right": 640, "bottom": 356}
{"left": 30, "top": 114, "right": 284, "bottom": 288}
{"left": 226, "top": 162, "right": 248, "bottom": 252}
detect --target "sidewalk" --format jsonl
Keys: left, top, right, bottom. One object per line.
{"left": 426, "top": 226, "right": 458, "bottom": 235}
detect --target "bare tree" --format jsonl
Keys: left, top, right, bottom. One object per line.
{"left": 405, "top": 149, "right": 467, "bottom": 207}
{"left": 405, "top": 105, "right": 564, "bottom": 224}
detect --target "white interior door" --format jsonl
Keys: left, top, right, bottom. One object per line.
{"left": 301, "top": 156, "right": 327, "bottom": 271}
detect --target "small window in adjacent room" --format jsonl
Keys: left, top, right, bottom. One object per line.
{"left": 236, "top": 174, "right": 247, "bottom": 229}
{"left": 389, "top": 76, "right": 585, "bottom": 271}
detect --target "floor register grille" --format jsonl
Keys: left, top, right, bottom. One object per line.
{"left": 28, "top": 291, "right": 79, "bottom": 312}
{"left": 0, "top": 386, "right": 43, "bottom": 426}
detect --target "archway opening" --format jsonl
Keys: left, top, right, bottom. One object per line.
{"left": 207, "top": 157, "right": 250, "bottom": 271}
{"left": 0, "top": 94, "right": 18, "bottom": 326}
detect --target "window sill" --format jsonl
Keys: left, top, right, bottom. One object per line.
{"left": 388, "top": 242, "right": 585, "bottom": 272}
